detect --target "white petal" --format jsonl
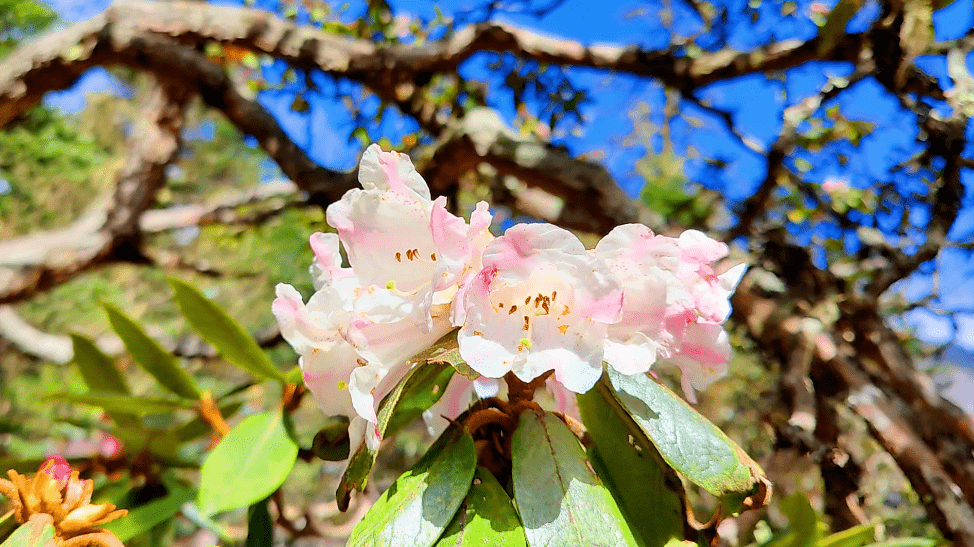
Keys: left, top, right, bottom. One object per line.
{"left": 422, "top": 374, "right": 473, "bottom": 437}
{"left": 272, "top": 284, "right": 343, "bottom": 354}
{"left": 357, "top": 144, "right": 431, "bottom": 200}
{"left": 299, "top": 344, "right": 360, "bottom": 417}
{"left": 482, "top": 223, "right": 586, "bottom": 285}
{"left": 604, "top": 335, "right": 659, "bottom": 375}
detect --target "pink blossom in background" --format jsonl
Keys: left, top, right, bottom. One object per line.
{"left": 822, "top": 178, "right": 849, "bottom": 194}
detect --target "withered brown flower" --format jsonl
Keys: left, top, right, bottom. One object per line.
{"left": 0, "top": 457, "right": 127, "bottom": 547}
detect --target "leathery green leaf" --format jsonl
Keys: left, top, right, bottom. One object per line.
{"left": 45, "top": 392, "right": 192, "bottom": 416}
{"left": 606, "top": 368, "right": 764, "bottom": 508}
{"left": 168, "top": 277, "right": 283, "bottom": 381}
{"left": 71, "top": 334, "right": 129, "bottom": 394}
{"left": 512, "top": 410, "right": 638, "bottom": 547}
{"left": 336, "top": 360, "right": 456, "bottom": 511}
{"left": 0, "top": 511, "right": 17, "bottom": 544}
{"left": 384, "top": 363, "right": 456, "bottom": 438}
{"left": 197, "top": 411, "right": 298, "bottom": 516}
{"left": 578, "top": 377, "right": 685, "bottom": 547}
{"left": 104, "top": 303, "right": 201, "bottom": 400}
{"left": 70, "top": 334, "right": 141, "bottom": 428}
{"left": 246, "top": 497, "right": 273, "bottom": 547}
{"left": 434, "top": 467, "right": 527, "bottom": 547}
{"left": 347, "top": 427, "right": 476, "bottom": 547}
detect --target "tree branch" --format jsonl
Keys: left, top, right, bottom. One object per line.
{"left": 423, "top": 108, "right": 640, "bottom": 234}
{"left": 0, "top": 75, "right": 191, "bottom": 304}
{"left": 0, "top": 0, "right": 869, "bottom": 131}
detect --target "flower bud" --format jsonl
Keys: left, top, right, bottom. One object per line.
{"left": 312, "top": 416, "right": 351, "bottom": 461}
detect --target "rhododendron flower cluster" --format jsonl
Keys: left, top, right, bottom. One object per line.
{"left": 274, "top": 144, "right": 743, "bottom": 455}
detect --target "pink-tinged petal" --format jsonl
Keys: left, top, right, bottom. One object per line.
{"left": 272, "top": 284, "right": 343, "bottom": 353}
{"left": 341, "top": 280, "right": 434, "bottom": 330}
{"left": 545, "top": 377, "right": 580, "bottom": 420}
{"left": 430, "top": 196, "right": 472, "bottom": 288}
{"left": 327, "top": 190, "right": 437, "bottom": 293}
{"left": 573, "top": 263, "right": 623, "bottom": 324}
{"left": 364, "top": 421, "right": 382, "bottom": 451}
{"left": 719, "top": 263, "right": 747, "bottom": 294}
{"left": 352, "top": 313, "right": 453, "bottom": 368}
{"left": 483, "top": 223, "right": 586, "bottom": 285}
{"left": 472, "top": 377, "right": 500, "bottom": 398}
{"left": 299, "top": 343, "right": 361, "bottom": 417}
{"left": 358, "top": 144, "right": 431, "bottom": 200}
{"left": 604, "top": 335, "right": 659, "bottom": 375}
{"left": 676, "top": 322, "right": 731, "bottom": 366}
{"left": 596, "top": 223, "right": 679, "bottom": 265}
{"left": 678, "top": 230, "right": 728, "bottom": 264}
{"left": 348, "top": 365, "right": 386, "bottom": 424}
{"left": 309, "top": 232, "right": 342, "bottom": 275}
{"left": 345, "top": 416, "right": 371, "bottom": 458}
{"left": 458, "top": 325, "right": 523, "bottom": 379}
{"left": 667, "top": 322, "right": 731, "bottom": 401}
{"left": 522, "top": 317, "right": 606, "bottom": 393}
{"left": 422, "top": 374, "right": 473, "bottom": 437}
{"left": 469, "top": 201, "right": 493, "bottom": 235}
{"left": 309, "top": 232, "right": 353, "bottom": 287}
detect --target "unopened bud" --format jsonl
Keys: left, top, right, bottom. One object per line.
{"left": 312, "top": 416, "right": 351, "bottom": 461}
{"left": 39, "top": 455, "right": 72, "bottom": 487}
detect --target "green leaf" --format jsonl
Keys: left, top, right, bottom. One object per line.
{"left": 69, "top": 334, "right": 141, "bottom": 428}
{"left": 0, "top": 518, "right": 55, "bottom": 547}
{"left": 336, "top": 360, "right": 456, "bottom": 510}
{"left": 409, "top": 330, "right": 479, "bottom": 380}
{"left": 434, "top": 467, "right": 527, "bottom": 547}
{"left": 103, "top": 482, "right": 196, "bottom": 542}
{"left": 45, "top": 392, "right": 193, "bottom": 416}
{"left": 347, "top": 428, "right": 476, "bottom": 547}
{"left": 764, "top": 493, "right": 820, "bottom": 547}
{"left": 512, "top": 410, "right": 638, "bottom": 547}
{"left": 284, "top": 365, "right": 304, "bottom": 385}
{"left": 197, "top": 411, "right": 298, "bottom": 516}
{"left": 168, "top": 277, "right": 284, "bottom": 381}
{"left": 384, "top": 363, "right": 456, "bottom": 438}
{"left": 71, "top": 334, "right": 129, "bottom": 394}
{"left": 246, "top": 497, "right": 274, "bottom": 547}
{"left": 578, "top": 377, "right": 685, "bottom": 547}
{"left": 818, "top": 524, "right": 876, "bottom": 547}
{"left": 0, "top": 511, "right": 16, "bottom": 544}
{"left": 606, "top": 368, "right": 765, "bottom": 509}
{"left": 104, "top": 303, "right": 201, "bottom": 400}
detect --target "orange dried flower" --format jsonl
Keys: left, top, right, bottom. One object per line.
{"left": 0, "top": 456, "right": 127, "bottom": 547}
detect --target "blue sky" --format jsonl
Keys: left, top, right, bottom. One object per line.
{"left": 39, "top": 0, "right": 974, "bottom": 350}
